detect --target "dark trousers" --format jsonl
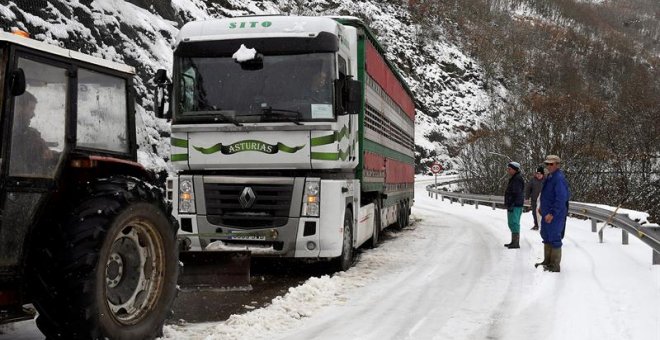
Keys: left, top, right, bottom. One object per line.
{"left": 531, "top": 202, "right": 539, "bottom": 227}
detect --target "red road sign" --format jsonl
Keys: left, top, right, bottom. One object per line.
{"left": 431, "top": 162, "right": 443, "bottom": 174}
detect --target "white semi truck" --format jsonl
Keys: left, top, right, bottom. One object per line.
{"left": 155, "top": 16, "right": 416, "bottom": 271}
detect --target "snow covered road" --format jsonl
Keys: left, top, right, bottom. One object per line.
{"left": 162, "top": 178, "right": 659, "bottom": 340}
{"left": 2, "top": 178, "right": 659, "bottom": 339}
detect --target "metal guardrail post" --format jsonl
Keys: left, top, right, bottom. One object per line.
{"left": 599, "top": 225, "right": 604, "bottom": 243}
{"left": 460, "top": 198, "right": 464, "bottom": 206}
{"left": 591, "top": 218, "right": 597, "bottom": 232}
{"left": 491, "top": 202, "right": 496, "bottom": 210}
{"left": 640, "top": 227, "right": 660, "bottom": 264}
{"left": 475, "top": 202, "right": 479, "bottom": 209}
{"left": 621, "top": 214, "right": 630, "bottom": 245}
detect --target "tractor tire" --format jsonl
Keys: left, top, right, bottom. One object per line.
{"left": 28, "top": 176, "right": 178, "bottom": 340}
{"left": 332, "top": 209, "right": 354, "bottom": 272}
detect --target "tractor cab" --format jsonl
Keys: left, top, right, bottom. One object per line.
{"left": 0, "top": 29, "right": 137, "bottom": 287}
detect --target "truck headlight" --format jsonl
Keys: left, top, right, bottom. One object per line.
{"left": 302, "top": 180, "right": 320, "bottom": 217}
{"left": 179, "top": 178, "right": 196, "bottom": 213}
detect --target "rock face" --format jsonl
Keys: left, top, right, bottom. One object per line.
{"left": 0, "top": 0, "right": 492, "bottom": 171}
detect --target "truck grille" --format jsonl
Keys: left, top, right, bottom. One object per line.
{"left": 204, "top": 183, "right": 293, "bottom": 229}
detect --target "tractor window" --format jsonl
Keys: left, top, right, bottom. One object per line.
{"left": 77, "top": 69, "right": 128, "bottom": 153}
{"left": 9, "top": 58, "right": 67, "bottom": 178}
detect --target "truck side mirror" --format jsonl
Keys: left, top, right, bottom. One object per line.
{"left": 335, "top": 77, "right": 362, "bottom": 116}
{"left": 153, "top": 69, "right": 171, "bottom": 119}
{"left": 345, "top": 79, "right": 362, "bottom": 115}
{"left": 334, "top": 78, "right": 345, "bottom": 116}
{"left": 10, "top": 68, "right": 26, "bottom": 96}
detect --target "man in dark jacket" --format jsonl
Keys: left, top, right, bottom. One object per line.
{"left": 535, "top": 155, "right": 570, "bottom": 272}
{"left": 504, "top": 161, "right": 525, "bottom": 249}
{"left": 10, "top": 91, "right": 55, "bottom": 177}
{"left": 525, "top": 166, "right": 545, "bottom": 230}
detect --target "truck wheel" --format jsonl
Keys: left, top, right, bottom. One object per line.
{"left": 333, "top": 209, "right": 354, "bottom": 271}
{"left": 403, "top": 201, "right": 410, "bottom": 227}
{"left": 368, "top": 199, "right": 381, "bottom": 248}
{"left": 28, "top": 176, "right": 178, "bottom": 340}
{"left": 393, "top": 202, "right": 404, "bottom": 230}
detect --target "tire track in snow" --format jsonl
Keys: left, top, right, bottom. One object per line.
{"left": 279, "top": 189, "right": 503, "bottom": 340}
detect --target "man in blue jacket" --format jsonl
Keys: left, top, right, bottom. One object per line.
{"left": 504, "top": 161, "right": 525, "bottom": 249}
{"left": 536, "top": 155, "right": 570, "bottom": 272}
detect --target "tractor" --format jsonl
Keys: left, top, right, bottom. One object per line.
{"left": 0, "top": 30, "right": 178, "bottom": 339}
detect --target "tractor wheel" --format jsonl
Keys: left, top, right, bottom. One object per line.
{"left": 28, "top": 176, "right": 178, "bottom": 340}
{"left": 332, "top": 208, "right": 354, "bottom": 272}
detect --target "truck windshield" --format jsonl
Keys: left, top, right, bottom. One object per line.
{"left": 176, "top": 53, "right": 335, "bottom": 123}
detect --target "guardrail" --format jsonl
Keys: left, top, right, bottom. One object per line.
{"left": 426, "top": 184, "right": 660, "bottom": 265}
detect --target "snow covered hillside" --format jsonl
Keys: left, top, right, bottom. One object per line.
{"left": 3, "top": 0, "right": 656, "bottom": 178}
{"left": 0, "top": 0, "right": 494, "bottom": 171}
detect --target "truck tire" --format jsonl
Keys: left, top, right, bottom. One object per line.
{"left": 368, "top": 199, "right": 381, "bottom": 248}
{"left": 393, "top": 202, "right": 404, "bottom": 230}
{"left": 332, "top": 209, "right": 354, "bottom": 271}
{"left": 403, "top": 201, "right": 410, "bottom": 227}
{"left": 28, "top": 176, "right": 178, "bottom": 340}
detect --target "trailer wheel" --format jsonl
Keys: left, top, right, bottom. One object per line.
{"left": 403, "top": 201, "right": 410, "bottom": 227}
{"left": 28, "top": 176, "right": 178, "bottom": 340}
{"left": 368, "top": 199, "right": 381, "bottom": 248}
{"left": 333, "top": 209, "right": 354, "bottom": 271}
{"left": 393, "top": 202, "right": 404, "bottom": 230}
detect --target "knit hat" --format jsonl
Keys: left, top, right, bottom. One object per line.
{"left": 507, "top": 161, "right": 520, "bottom": 170}
{"left": 536, "top": 166, "right": 544, "bottom": 174}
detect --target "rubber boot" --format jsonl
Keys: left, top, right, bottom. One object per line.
{"left": 535, "top": 243, "right": 552, "bottom": 268}
{"left": 506, "top": 233, "right": 520, "bottom": 249}
{"left": 504, "top": 233, "right": 514, "bottom": 247}
{"left": 544, "top": 247, "right": 562, "bottom": 272}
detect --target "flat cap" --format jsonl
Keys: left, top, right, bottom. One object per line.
{"left": 544, "top": 155, "right": 561, "bottom": 164}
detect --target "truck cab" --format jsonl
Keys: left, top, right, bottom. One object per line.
{"left": 158, "top": 16, "right": 414, "bottom": 271}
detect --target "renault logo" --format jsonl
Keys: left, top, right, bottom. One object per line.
{"left": 239, "top": 187, "right": 256, "bottom": 209}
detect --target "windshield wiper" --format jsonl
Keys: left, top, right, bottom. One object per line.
{"left": 191, "top": 110, "right": 243, "bottom": 126}
{"left": 216, "top": 113, "right": 243, "bottom": 126}
{"left": 260, "top": 104, "right": 303, "bottom": 125}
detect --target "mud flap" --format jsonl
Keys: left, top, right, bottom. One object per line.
{"left": 178, "top": 251, "right": 252, "bottom": 292}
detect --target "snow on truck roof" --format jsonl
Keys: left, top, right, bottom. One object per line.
{"left": 176, "top": 16, "right": 347, "bottom": 46}
{"left": 0, "top": 31, "right": 135, "bottom": 75}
